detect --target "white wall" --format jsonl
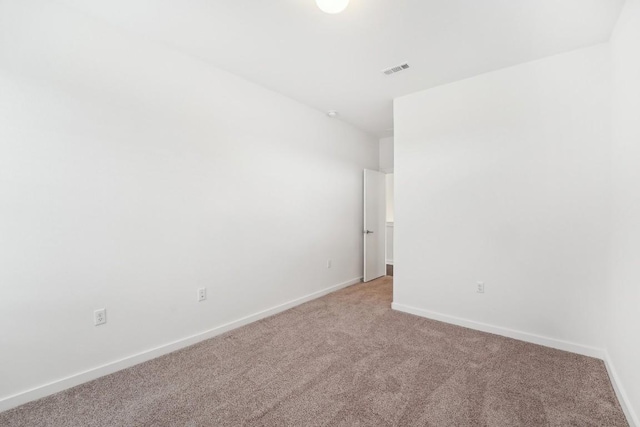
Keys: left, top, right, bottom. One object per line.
{"left": 379, "top": 137, "right": 394, "bottom": 173}
{"left": 386, "top": 174, "right": 395, "bottom": 222}
{"left": 382, "top": 137, "right": 394, "bottom": 265}
{"left": 385, "top": 174, "right": 394, "bottom": 265}
{"left": 393, "top": 45, "right": 612, "bottom": 352}
{"left": 0, "top": 2, "right": 377, "bottom": 408}
{"left": 608, "top": 0, "right": 640, "bottom": 423}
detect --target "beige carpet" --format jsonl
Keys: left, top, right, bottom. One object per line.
{"left": 0, "top": 277, "right": 628, "bottom": 426}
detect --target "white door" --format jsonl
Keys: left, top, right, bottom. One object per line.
{"left": 363, "top": 169, "right": 386, "bottom": 282}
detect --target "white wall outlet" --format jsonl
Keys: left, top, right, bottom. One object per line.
{"left": 327, "top": 259, "right": 332, "bottom": 269}
{"left": 94, "top": 308, "right": 106, "bottom": 326}
{"left": 477, "top": 282, "right": 485, "bottom": 294}
{"left": 197, "top": 287, "right": 207, "bottom": 302}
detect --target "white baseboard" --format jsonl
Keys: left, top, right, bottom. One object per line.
{"left": 604, "top": 352, "right": 639, "bottom": 427}
{"left": 392, "top": 303, "right": 637, "bottom": 426}
{"left": 386, "top": 260, "right": 394, "bottom": 265}
{"left": 0, "top": 277, "right": 362, "bottom": 413}
{"left": 391, "top": 303, "right": 605, "bottom": 359}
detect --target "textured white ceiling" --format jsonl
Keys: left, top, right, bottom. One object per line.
{"left": 59, "top": 0, "right": 624, "bottom": 136}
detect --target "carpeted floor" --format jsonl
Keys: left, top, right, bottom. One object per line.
{"left": 0, "top": 277, "right": 628, "bottom": 426}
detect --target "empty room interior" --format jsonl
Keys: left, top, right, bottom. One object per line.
{"left": 1, "top": 0, "right": 639, "bottom": 425}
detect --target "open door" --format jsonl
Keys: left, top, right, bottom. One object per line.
{"left": 363, "top": 169, "right": 386, "bottom": 282}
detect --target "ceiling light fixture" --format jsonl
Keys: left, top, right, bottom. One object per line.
{"left": 315, "top": 0, "right": 350, "bottom": 14}
{"left": 327, "top": 110, "right": 339, "bottom": 118}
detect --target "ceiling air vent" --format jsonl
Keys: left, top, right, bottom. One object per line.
{"left": 382, "top": 63, "right": 410, "bottom": 76}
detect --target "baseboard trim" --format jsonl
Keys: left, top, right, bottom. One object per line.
{"left": 391, "top": 302, "right": 605, "bottom": 359}
{"left": 604, "top": 351, "right": 639, "bottom": 427}
{"left": 0, "top": 277, "right": 362, "bottom": 413}
{"left": 392, "top": 303, "right": 637, "bottom": 426}
{"left": 386, "top": 260, "right": 394, "bottom": 265}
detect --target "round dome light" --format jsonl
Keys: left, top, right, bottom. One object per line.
{"left": 315, "top": 0, "right": 350, "bottom": 14}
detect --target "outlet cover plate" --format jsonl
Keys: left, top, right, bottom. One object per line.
{"left": 94, "top": 308, "right": 106, "bottom": 326}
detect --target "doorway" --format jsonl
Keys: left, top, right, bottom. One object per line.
{"left": 363, "top": 169, "right": 394, "bottom": 282}
{"left": 363, "top": 169, "right": 386, "bottom": 282}
{"left": 385, "top": 173, "right": 394, "bottom": 276}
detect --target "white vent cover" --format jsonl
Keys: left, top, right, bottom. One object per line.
{"left": 382, "top": 63, "right": 410, "bottom": 76}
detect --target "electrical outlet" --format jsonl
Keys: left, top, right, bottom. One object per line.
{"left": 477, "top": 282, "right": 485, "bottom": 294}
{"left": 197, "top": 287, "right": 207, "bottom": 302}
{"left": 327, "top": 259, "right": 332, "bottom": 269}
{"left": 94, "top": 308, "right": 106, "bottom": 326}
